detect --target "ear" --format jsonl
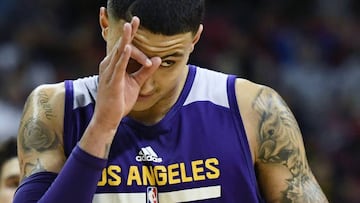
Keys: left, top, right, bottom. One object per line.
{"left": 190, "top": 24, "right": 204, "bottom": 52}
{"left": 99, "top": 7, "right": 109, "bottom": 41}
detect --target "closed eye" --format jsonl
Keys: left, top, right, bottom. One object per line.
{"left": 5, "top": 175, "right": 20, "bottom": 188}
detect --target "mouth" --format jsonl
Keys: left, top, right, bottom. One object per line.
{"left": 138, "top": 92, "right": 155, "bottom": 99}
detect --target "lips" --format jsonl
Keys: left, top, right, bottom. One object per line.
{"left": 138, "top": 91, "right": 155, "bottom": 98}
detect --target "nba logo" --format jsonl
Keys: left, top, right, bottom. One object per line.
{"left": 146, "top": 186, "right": 159, "bottom": 203}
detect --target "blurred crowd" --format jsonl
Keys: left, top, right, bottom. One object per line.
{"left": 0, "top": 0, "right": 359, "bottom": 202}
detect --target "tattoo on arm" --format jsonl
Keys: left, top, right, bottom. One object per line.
{"left": 38, "top": 90, "right": 56, "bottom": 120}
{"left": 252, "top": 87, "right": 327, "bottom": 202}
{"left": 18, "top": 89, "right": 65, "bottom": 180}
{"left": 23, "top": 159, "right": 46, "bottom": 178}
{"left": 19, "top": 118, "right": 59, "bottom": 153}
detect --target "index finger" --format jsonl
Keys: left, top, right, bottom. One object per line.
{"left": 129, "top": 16, "right": 152, "bottom": 67}
{"left": 131, "top": 45, "right": 152, "bottom": 67}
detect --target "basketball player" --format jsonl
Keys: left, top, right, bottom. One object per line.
{"left": 13, "top": 0, "right": 328, "bottom": 202}
{"left": 0, "top": 137, "right": 20, "bottom": 203}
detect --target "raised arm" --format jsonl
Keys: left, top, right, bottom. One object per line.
{"left": 15, "top": 81, "right": 113, "bottom": 203}
{"left": 236, "top": 79, "right": 328, "bottom": 202}
{"left": 14, "top": 15, "right": 161, "bottom": 203}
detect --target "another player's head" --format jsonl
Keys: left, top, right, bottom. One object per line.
{"left": 0, "top": 137, "right": 20, "bottom": 203}
{"left": 99, "top": 0, "right": 205, "bottom": 112}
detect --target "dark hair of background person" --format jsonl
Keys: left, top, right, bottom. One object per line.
{"left": 0, "top": 137, "right": 18, "bottom": 175}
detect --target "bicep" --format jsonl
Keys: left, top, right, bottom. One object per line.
{"left": 251, "top": 86, "right": 328, "bottom": 202}
{"left": 17, "top": 84, "right": 66, "bottom": 181}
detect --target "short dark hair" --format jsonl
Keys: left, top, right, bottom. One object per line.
{"left": 107, "top": 0, "right": 205, "bottom": 35}
{"left": 0, "top": 137, "right": 17, "bottom": 175}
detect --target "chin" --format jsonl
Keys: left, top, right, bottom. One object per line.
{"left": 131, "top": 101, "right": 156, "bottom": 112}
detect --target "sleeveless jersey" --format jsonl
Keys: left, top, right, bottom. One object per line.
{"left": 63, "top": 65, "right": 264, "bottom": 203}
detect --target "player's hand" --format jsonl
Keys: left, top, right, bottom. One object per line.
{"left": 94, "top": 16, "right": 161, "bottom": 131}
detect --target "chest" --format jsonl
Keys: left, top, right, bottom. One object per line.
{"left": 95, "top": 104, "right": 254, "bottom": 200}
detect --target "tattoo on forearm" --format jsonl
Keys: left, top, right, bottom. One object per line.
{"left": 282, "top": 174, "right": 327, "bottom": 202}
{"left": 253, "top": 87, "right": 327, "bottom": 202}
{"left": 19, "top": 118, "right": 59, "bottom": 153}
{"left": 38, "top": 91, "right": 56, "bottom": 120}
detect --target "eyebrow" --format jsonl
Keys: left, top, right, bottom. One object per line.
{"left": 161, "top": 52, "right": 184, "bottom": 59}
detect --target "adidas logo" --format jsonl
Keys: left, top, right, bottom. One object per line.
{"left": 136, "top": 146, "right": 163, "bottom": 163}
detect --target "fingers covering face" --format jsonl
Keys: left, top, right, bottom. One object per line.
{"left": 100, "top": 16, "right": 158, "bottom": 84}
{"left": 131, "top": 56, "right": 162, "bottom": 86}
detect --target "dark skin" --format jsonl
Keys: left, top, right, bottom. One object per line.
{"left": 16, "top": 7, "right": 329, "bottom": 202}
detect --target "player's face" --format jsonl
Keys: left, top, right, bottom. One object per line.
{"left": 103, "top": 15, "right": 203, "bottom": 114}
{"left": 129, "top": 28, "right": 198, "bottom": 112}
{"left": 0, "top": 157, "right": 20, "bottom": 203}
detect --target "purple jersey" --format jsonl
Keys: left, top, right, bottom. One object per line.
{"left": 63, "top": 65, "right": 264, "bottom": 202}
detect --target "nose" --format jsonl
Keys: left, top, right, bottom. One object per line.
{"left": 139, "top": 77, "right": 155, "bottom": 96}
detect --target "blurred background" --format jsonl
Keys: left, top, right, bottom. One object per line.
{"left": 0, "top": 0, "right": 359, "bottom": 202}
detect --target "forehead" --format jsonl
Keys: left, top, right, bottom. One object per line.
{"left": 132, "top": 28, "right": 194, "bottom": 56}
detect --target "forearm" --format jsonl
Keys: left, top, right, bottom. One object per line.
{"left": 13, "top": 145, "right": 107, "bottom": 203}
{"left": 79, "top": 119, "right": 117, "bottom": 159}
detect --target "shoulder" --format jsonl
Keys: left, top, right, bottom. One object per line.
{"left": 234, "top": 78, "right": 277, "bottom": 128}
{"left": 25, "top": 82, "right": 66, "bottom": 115}
{"left": 30, "top": 82, "right": 65, "bottom": 101}
{"left": 234, "top": 78, "right": 278, "bottom": 101}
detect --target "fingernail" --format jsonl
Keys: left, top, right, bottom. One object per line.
{"left": 146, "top": 59, "right": 152, "bottom": 66}
{"left": 125, "top": 45, "right": 130, "bottom": 53}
